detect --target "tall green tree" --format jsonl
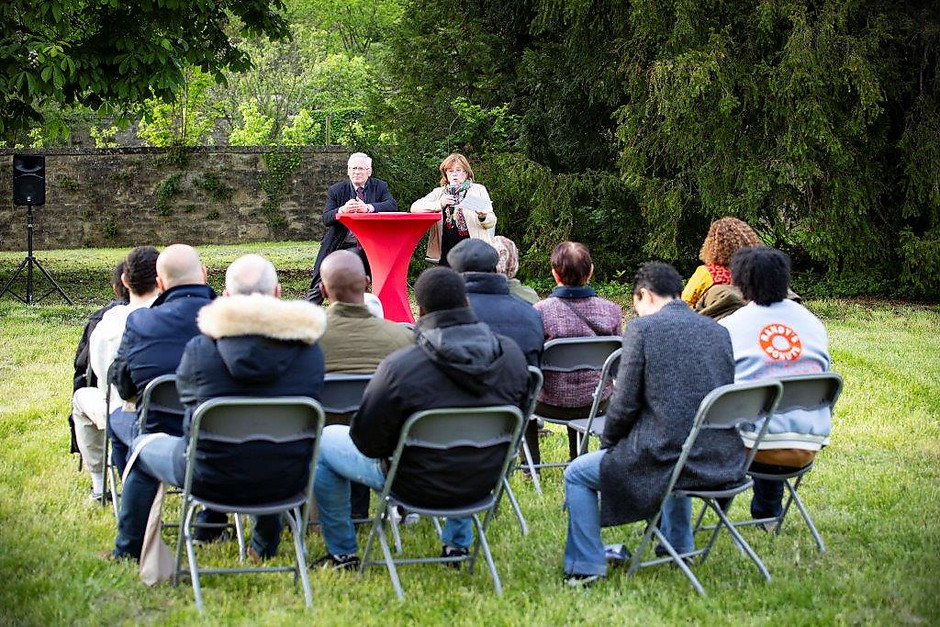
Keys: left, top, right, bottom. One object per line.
{"left": 0, "top": 0, "right": 290, "bottom": 142}
{"left": 380, "top": 0, "right": 939, "bottom": 296}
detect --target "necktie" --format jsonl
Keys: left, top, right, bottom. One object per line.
{"left": 356, "top": 186, "right": 364, "bottom": 201}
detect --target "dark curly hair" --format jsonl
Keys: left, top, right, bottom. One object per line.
{"left": 731, "top": 246, "right": 791, "bottom": 306}
{"left": 124, "top": 246, "right": 159, "bottom": 296}
{"left": 699, "top": 217, "right": 762, "bottom": 267}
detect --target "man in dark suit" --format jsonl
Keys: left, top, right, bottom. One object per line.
{"left": 307, "top": 152, "right": 398, "bottom": 304}
{"left": 561, "top": 262, "right": 745, "bottom": 587}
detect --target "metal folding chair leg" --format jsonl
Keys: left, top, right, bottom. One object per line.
{"left": 470, "top": 514, "right": 502, "bottom": 595}
{"left": 388, "top": 505, "right": 404, "bottom": 554}
{"left": 519, "top": 436, "right": 543, "bottom": 496}
{"left": 708, "top": 501, "right": 771, "bottom": 583}
{"left": 501, "top": 477, "right": 528, "bottom": 535}
{"left": 235, "top": 515, "right": 246, "bottom": 562}
{"left": 782, "top": 478, "right": 825, "bottom": 552}
{"left": 283, "top": 508, "right": 313, "bottom": 607}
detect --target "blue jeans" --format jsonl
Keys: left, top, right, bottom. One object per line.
{"left": 107, "top": 408, "right": 138, "bottom": 477}
{"left": 659, "top": 495, "right": 694, "bottom": 553}
{"left": 564, "top": 453, "right": 695, "bottom": 576}
{"left": 563, "top": 451, "right": 606, "bottom": 576}
{"left": 115, "top": 435, "right": 282, "bottom": 560}
{"left": 313, "top": 425, "right": 472, "bottom": 555}
{"left": 751, "top": 478, "right": 785, "bottom": 519}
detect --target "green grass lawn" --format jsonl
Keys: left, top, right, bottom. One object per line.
{"left": 0, "top": 244, "right": 938, "bottom": 624}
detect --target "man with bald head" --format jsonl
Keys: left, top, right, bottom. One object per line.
{"left": 110, "top": 254, "right": 327, "bottom": 561}
{"left": 318, "top": 250, "right": 414, "bottom": 374}
{"left": 317, "top": 249, "right": 414, "bottom": 520}
{"left": 108, "top": 244, "right": 217, "bottom": 559}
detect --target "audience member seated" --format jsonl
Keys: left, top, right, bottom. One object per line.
{"left": 311, "top": 267, "right": 530, "bottom": 570}
{"left": 72, "top": 248, "right": 159, "bottom": 500}
{"left": 719, "top": 246, "right": 831, "bottom": 520}
{"left": 531, "top": 241, "right": 622, "bottom": 466}
{"left": 125, "top": 254, "right": 327, "bottom": 560}
{"left": 682, "top": 217, "right": 761, "bottom": 318}
{"left": 446, "top": 238, "right": 543, "bottom": 368}
{"left": 109, "top": 244, "right": 217, "bottom": 560}
{"left": 69, "top": 261, "right": 127, "bottom": 483}
{"left": 562, "top": 263, "right": 745, "bottom": 587}
{"left": 318, "top": 250, "right": 414, "bottom": 376}
{"left": 491, "top": 235, "right": 538, "bottom": 304}
{"left": 316, "top": 249, "right": 415, "bottom": 519}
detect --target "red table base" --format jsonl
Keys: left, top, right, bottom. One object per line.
{"left": 338, "top": 213, "right": 440, "bottom": 323}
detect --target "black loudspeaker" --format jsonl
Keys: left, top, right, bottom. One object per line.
{"left": 12, "top": 154, "right": 45, "bottom": 206}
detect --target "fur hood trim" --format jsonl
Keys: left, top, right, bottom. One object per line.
{"left": 198, "top": 294, "right": 327, "bottom": 344}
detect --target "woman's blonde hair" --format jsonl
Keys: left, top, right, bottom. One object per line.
{"left": 699, "top": 217, "right": 762, "bottom": 267}
{"left": 438, "top": 153, "right": 474, "bottom": 187}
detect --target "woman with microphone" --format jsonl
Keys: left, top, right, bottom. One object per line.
{"left": 410, "top": 153, "right": 497, "bottom": 266}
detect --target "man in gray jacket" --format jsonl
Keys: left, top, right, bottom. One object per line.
{"left": 562, "top": 262, "right": 746, "bottom": 587}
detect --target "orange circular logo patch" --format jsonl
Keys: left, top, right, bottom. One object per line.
{"left": 758, "top": 324, "right": 803, "bottom": 361}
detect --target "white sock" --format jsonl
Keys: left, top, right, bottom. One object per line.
{"left": 90, "top": 472, "right": 104, "bottom": 495}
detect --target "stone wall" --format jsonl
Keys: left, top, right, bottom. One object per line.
{"left": 0, "top": 147, "right": 349, "bottom": 251}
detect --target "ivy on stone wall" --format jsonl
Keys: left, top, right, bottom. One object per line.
{"left": 258, "top": 148, "right": 302, "bottom": 231}
{"left": 154, "top": 173, "right": 182, "bottom": 216}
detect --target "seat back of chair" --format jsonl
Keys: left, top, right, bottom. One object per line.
{"left": 319, "top": 373, "right": 373, "bottom": 417}
{"left": 661, "top": 380, "right": 784, "bottom": 503}
{"left": 382, "top": 406, "right": 525, "bottom": 509}
{"left": 525, "top": 366, "right": 544, "bottom": 422}
{"left": 183, "top": 397, "right": 325, "bottom": 508}
{"left": 775, "top": 373, "right": 843, "bottom": 415}
{"left": 138, "top": 374, "right": 184, "bottom": 433}
{"left": 540, "top": 336, "right": 622, "bottom": 373}
{"left": 193, "top": 397, "right": 323, "bottom": 444}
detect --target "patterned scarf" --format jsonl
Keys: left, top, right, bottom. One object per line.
{"left": 443, "top": 179, "right": 473, "bottom": 234}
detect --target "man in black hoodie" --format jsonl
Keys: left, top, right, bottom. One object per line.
{"left": 312, "top": 266, "right": 530, "bottom": 570}
{"left": 114, "top": 254, "right": 327, "bottom": 560}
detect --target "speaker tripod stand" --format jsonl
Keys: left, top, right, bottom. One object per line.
{"left": 0, "top": 203, "right": 73, "bottom": 305}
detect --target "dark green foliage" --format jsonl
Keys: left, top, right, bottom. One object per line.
{"left": 195, "top": 170, "right": 233, "bottom": 202}
{"left": 258, "top": 148, "right": 302, "bottom": 230}
{"left": 0, "top": 0, "right": 291, "bottom": 142}
{"left": 154, "top": 173, "right": 182, "bottom": 216}
{"left": 379, "top": 0, "right": 940, "bottom": 299}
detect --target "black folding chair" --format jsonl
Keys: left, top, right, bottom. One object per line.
{"left": 566, "top": 348, "right": 621, "bottom": 456}
{"left": 173, "top": 396, "right": 325, "bottom": 611}
{"left": 699, "top": 373, "right": 843, "bottom": 552}
{"left": 522, "top": 336, "right": 622, "bottom": 495}
{"left": 358, "top": 405, "right": 525, "bottom": 599}
{"left": 623, "top": 380, "right": 783, "bottom": 595}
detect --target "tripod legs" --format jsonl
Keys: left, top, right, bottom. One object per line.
{"left": 0, "top": 255, "right": 73, "bottom": 305}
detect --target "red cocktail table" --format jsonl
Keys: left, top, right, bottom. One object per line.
{"left": 338, "top": 212, "right": 440, "bottom": 323}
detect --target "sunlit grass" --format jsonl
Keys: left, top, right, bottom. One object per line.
{"left": 0, "top": 246, "right": 937, "bottom": 623}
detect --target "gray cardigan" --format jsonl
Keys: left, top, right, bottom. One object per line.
{"left": 599, "top": 299, "right": 746, "bottom": 527}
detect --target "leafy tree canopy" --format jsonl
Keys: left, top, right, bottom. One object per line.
{"left": 0, "top": 0, "right": 291, "bottom": 139}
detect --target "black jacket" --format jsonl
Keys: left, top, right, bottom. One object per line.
{"left": 350, "top": 307, "right": 529, "bottom": 508}
{"left": 463, "top": 272, "right": 544, "bottom": 368}
{"left": 308, "top": 177, "right": 397, "bottom": 296}
{"left": 110, "top": 284, "right": 216, "bottom": 436}
{"left": 69, "top": 299, "right": 123, "bottom": 453}
{"left": 175, "top": 295, "right": 327, "bottom": 504}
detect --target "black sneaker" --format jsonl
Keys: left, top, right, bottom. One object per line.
{"left": 192, "top": 526, "right": 230, "bottom": 545}
{"left": 564, "top": 573, "right": 604, "bottom": 588}
{"left": 440, "top": 545, "right": 470, "bottom": 569}
{"left": 312, "top": 553, "right": 360, "bottom": 571}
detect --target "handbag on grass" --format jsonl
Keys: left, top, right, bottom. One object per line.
{"left": 121, "top": 433, "right": 174, "bottom": 586}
